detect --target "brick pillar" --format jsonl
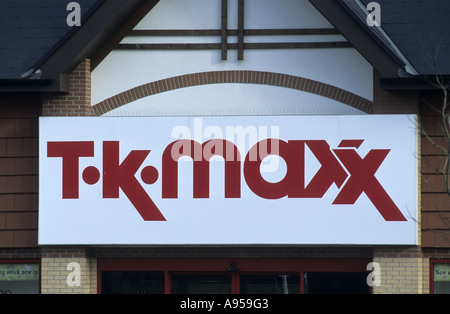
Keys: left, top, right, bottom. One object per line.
{"left": 43, "top": 59, "right": 93, "bottom": 116}
{"left": 372, "top": 247, "right": 426, "bottom": 294}
{"left": 40, "top": 59, "right": 96, "bottom": 294}
{"left": 371, "top": 69, "right": 427, "bottom": 293}
{"left": 40, "top": 247, "right": 97, "bottom": 294}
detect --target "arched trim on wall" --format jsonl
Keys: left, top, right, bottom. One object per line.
{"left": 92, "top": 70, "right": 373, "bottom": 116}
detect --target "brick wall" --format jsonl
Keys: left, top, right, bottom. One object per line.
{"left": 371, "top": 70, "right": 450, "bottom": 293}
{"left": 373, "top": 70, "right": 419, "bottom": 114}
{"left": 40, "top": 247, "right": 96, "bottom": 294}
{"left": 43, "top": 59, "right": 93, "bottom": 117}
{"left": 373, "top": 247, "right": 426, "bottom": 294}
{"left": 420, "top": 90, "right": 450, "bottom": 248}
{"left": 40, "top": 59, "right": 94, "bottom": 294}
{"left": 0, "top": 248, "right": 41, "bottom": 259}
{"left": 0, "top": 94, "right": 40, "bottom": 248}
{"left": 371, "top": 71, "right": 426, "bottom": 294}
{"left": 90, "top": 246, "right": 374, "bottom": 259}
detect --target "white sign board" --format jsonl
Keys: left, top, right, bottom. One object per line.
{"left": 39, "top": 115, "right": 418, "bottom": 245}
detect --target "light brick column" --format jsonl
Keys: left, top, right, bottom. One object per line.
{"left": 372, "top": 166, "right": 425, "bottom": 294}
{"left": 40, "top": 248, "right": 97, "bottom": 294}
{"left": 41, "top": 59, "right": 96, "bottom": 294}
{"left": 372, "top": 248, "right": 425, "bottom": 294}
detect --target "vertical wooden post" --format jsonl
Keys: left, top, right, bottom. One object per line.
{"left": 221, "top": 0, "right": 228, "bottom": 60}
{"left": 238, "top": 0, "right": 244, "bottom": 60}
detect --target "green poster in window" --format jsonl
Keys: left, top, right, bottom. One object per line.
{"left": 434, "top": 264, "right": 450, "bottom": 282}
{"left": 0, "top": 264, "right": 39, "bottom": 281}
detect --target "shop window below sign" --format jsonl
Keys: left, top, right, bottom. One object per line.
{"left": 0, "top": 264, "right": 40, "bottom": 294}
{"left": 433, "top": 263, "right": 450, "bottom": 294}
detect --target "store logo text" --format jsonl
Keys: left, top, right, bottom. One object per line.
{"left": 47, "top": 136, "right": 406, "bottom": 222}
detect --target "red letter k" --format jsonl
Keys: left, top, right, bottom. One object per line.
{"left": 103, "top": 141, "right": 166, "bottom": 221}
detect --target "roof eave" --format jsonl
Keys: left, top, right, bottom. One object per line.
{"left": 309, "top": 0, "right": 405, "bottom": 78}
{"left": 0, "top": 74, "right": 69, "bottom": 93}
{"left": 381, "top": 75, "right": 450, "bottom": 91}
{"left": 11, "top": 0, "right": 159, "bottom": 94}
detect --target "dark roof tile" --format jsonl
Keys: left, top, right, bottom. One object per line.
{"left": 359, "top": 0, "right": 450, "bottom": 75}
{"left": 1, "top": 0, "right": 449, "bottom": 80}
{"left": 0, "top": 0, "right": 101, "bottom": 79}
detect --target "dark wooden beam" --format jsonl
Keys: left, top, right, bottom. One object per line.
{"left": 130, "top": 29, "right": 221, "bottom": 36}
{"left": 128, "top": 28, "right": 339, "bottom": 37}
{"left": 118, "top": 43, "right": 223, "bottom": 50}
{"left": 117, "top": 41, "right": 351, "bottom": 50}
{"left": 244, "top": 28, "right": 339, "bottom": 36}
{"left": 90, "top": 0, "right": 160, "bottom": 70}
{"left": 238, "top": 0, "right": 245, "bottom": 60}
{"left": 243, "top": 42, "right": 352, "bottom": 49}
{"left": 221, "top": 0, "right": 228, "bottom": 60}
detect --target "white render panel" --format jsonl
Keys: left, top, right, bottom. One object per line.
{"left": 91, "top": 0, "right": 373, "bottom": 115}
